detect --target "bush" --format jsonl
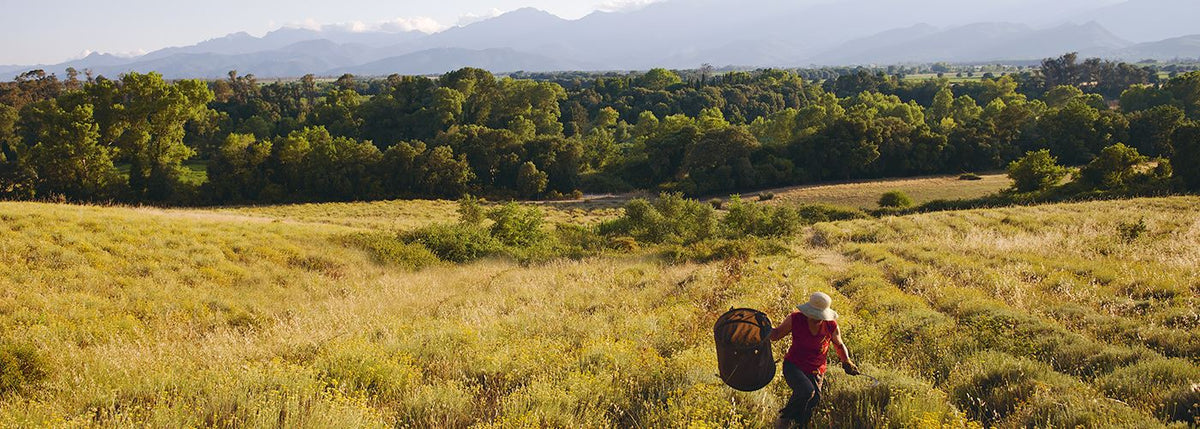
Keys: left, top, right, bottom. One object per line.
{"left": 959, "top": 173, "right": 983, "bottom": 181}
{"left": 0, "top": 342, "right": 47, "bottom": 395}
{"left": 457, "top": 195, "right": 485, "bottom": 225}
{"left": 721, "top": 195, "right": 802, "bottom": 237}
{"left": 1116, "top": 217, "right": 1148, "bottom": 243}
{"left": 598, "top": 193, "right": 716, "bottom": 245}
{"left": 1099, "top": 358, "right": 1200, "bottom": 422}
{"left": 814, "top": 368, "right": 968, "bottom": 429}
{"left": 342, "top": 233, "right": 440, "bottom": 270}
{"left": 1008, "top": 149, "right": 1069, "bottom": 193}
{"left": 662, "top": 237, "right": 785, "bottom": 263}
{"left": 757, "top": 192, "right": 775, "bottom": 201}
{"left": 1080, "top": 143, "right": 1149, "bottom": 191}
{"left": 795, "top": 204, "right": 869, "bottom": 224}
{"left": 877, "top": 190, "right": 913, "bottom": 208}
{"left": 402, "top": 223, "right": 501, "bottom": 263}
{"left": 487, "top": 202, "right": 547, "bottom": 247}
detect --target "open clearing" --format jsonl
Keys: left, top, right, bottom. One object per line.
{"left": 214, "top": 173, "right": 1013, "bottom": 233}
{"left": 0, "top": 196, "right": 1196, "bottom": 427}
{"left": 762, "top": 173, "right": 1011, "bottom": 209}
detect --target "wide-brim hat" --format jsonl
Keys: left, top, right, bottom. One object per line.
{"left": 797, "top": 292, "right": 838, "bottom": 321}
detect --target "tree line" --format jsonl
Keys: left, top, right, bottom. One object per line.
{"left": 0, "top": 53, "right": 1198, "bottom": 205}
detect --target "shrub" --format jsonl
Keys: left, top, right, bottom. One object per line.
{"left": 598, "top": 193, "right": 716, "bottom": 245}
{"left": 757, "top": 192, "right": 775, "bottom": 201}
{"left": 0, "top": 342, "right": 47, "bottom": 395}
{"left": 1099, "top": 358, "right": 1200, "bottom": 422}
{"left": 959, "top": 173, "right": 983, "bottom": 181}
{"left": 342, "top": 233, "right": 440, "bottom": 270}
{"left": 721, "top": 195, "right": 802, "bottom": 237}
{"left": 795, "top": 204, "right": 869, "bottom": 224}
{"left": 1007, "top": 149, "right": 1069, "bottom": 193}
{"left": 1116, "top": 217, "right": 1148, "bottom": 243}
{"left": 877, "top": 190, "right": 913, "bottom": 208}
{"left": 487, "top": 202, "right": 547, "bottom": 247}
{"left": 1080, "top": 143, "right": 1149, "bottom": 190}
{"left": 456, "top": 195, "right": 485, "bottom": 225}
{"left": 947, "top": 352, "right": 1068, "bottom": 425}
{"left": 402, "top": 223, "right": 501, "bottom": 263}
{"left": 814, "top": 368, "right": 968, "bottom": 429}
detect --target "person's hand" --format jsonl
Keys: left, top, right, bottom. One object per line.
{"left": 842, "top": 361, "right": 861, "bottom": 376}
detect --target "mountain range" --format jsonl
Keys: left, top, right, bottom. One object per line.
{"left": 3, "top": 0, "right": 1199, "bottom": 80}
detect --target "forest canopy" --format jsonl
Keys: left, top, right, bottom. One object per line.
{"left": 0, "top": 53, "right": 1198, "bottom": 205}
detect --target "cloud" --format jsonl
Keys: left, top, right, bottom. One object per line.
{"left": 457, "top": 8, "right": 503, "bottom": 27}
{"left": 281, "top": 17, "right": 446, "bottom": 34}
{"left": 595, "top": 0, "right": 664, "bottom": 13}
{"left": 379, "top": 17, "right": 445, "bottom": 34}
{"left": 72, "top": 48, "right": 146, "bottom": 60}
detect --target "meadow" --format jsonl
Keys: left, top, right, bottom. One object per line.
{"left": 761, "top": 173, "right": 1011, "bottom": 209}
{"left": 0, "top": 191, "right": 1196, "bottom": 427}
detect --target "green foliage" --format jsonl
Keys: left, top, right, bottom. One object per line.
{"left": 1172, "top": 124, "right": 1200, "bottom": 191}
{"left": 1007, "top": 149, "right": 1069, "bottom": 193}
{"left": 486, "top": 202, "right": 547, "bottom": 247}
{"left": 2, "top": 61, "right": 1196, "bottom": 205}
{"left": 456, "top": 195, "right": 485, "bottom": 225}
{"left": 0, "top": 342, "right": 46, "bottom": 395}
{"left": 598, "top": 193, "right": 716, "bottom": 245}
{"left": 16, "top": 99, "right": 119, "bottom": 200}
{"left": 1080, "top": 143, "right": 1149, "bottom": 190}
{"left": 401, "top": 223, "right": 501, "bottom": 263}
{"left": 877, "top": 190, "right": 913, "bottom": 208}
{"left": 342, "top": 233, "right": 439, "bottom": 270}
{"left": 1116, "top": 217, "right": 1148, "bottom": 243}
{"left": 720, "top": 195, "right": 801, "bottom": 237}
{"left": 634, "top": 68, "right": 683, "bottom": 91}
{"left": 794, "top": 203, "right": 870, "bottom": 224}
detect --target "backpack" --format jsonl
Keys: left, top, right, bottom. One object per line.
{"left": 713, "top": 308, "right": 776, "bottom": 392}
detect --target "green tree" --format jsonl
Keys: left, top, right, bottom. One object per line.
{"left": 515, "top": 161, "right": 548, "bottom": 198}
{"left": 878, "top": 190, "right": 913, "bottom": 208}
{"left": 108, "top": 73, "right": 214, "bottom": 200}
{"left": 17, "top": 99, "right": 118, "bottom": 199}
{"left": 1170, "top": 124, "right": 1200, "bottom": 190}
{"left": 1007, "top": 149, "right": 1069, "bottom": 193}
{"left": 1127, "top": 106, "right": 1186, "bottom": 157}
{"left": 1079, "top": 143, "right": 1148, "bottom": 190}
{"left": 205, "top": 133, "right": 272, "bottom": 202}
{"left": 635, "top": 68, "right": 683, "bottom": 91}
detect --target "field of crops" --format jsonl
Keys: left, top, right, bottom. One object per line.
{"left": 0, "top": 195, "right": 1196, "bottom": 428}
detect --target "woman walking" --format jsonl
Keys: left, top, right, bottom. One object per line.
{"left": 768, "top": 292, "right": 859, "bottom": 428}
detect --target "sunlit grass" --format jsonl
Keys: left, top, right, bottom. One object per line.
{"left": 0, "top": 196, "right": 1195, "bottom": 427}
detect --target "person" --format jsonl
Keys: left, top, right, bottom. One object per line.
{"left": 768, "top": 292, "right": 859, "bottom": 429}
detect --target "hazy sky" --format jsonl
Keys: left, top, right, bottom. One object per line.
{"left": 0, "top": 0, "right": 660, "bottom": 65}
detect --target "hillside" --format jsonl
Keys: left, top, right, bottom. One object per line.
{"left": 0, "top": 195, "right": 1196, "bottom": 427}
{"left": 7, "top": 0, "right": 1200, "bottom": 78}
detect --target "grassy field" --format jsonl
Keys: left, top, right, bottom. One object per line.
{"left": 0, "top": 194, "right": 1196, "bottom": 427}
{"left": 761, "top": 173, "right": 1011, "bottom": 209}
{"left": 218, "top": 173, "right": 1011, "bottom": 231}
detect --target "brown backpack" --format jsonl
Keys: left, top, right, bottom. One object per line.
{"left": 713, "top": 308, "right": 776, "bottom": 392}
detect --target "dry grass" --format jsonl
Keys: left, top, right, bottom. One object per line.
{"left": 0, "top": 195, "right": 1195, "bottom": 428}
{"left": 216, "top": 198, "right": 625, "bottom": 232}
{"left": 763, "top": 173, "right": 1011, "bottom": 209}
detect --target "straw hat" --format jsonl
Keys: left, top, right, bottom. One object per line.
{"left": 797, "top": 292, "right": 838, "bottom": 321}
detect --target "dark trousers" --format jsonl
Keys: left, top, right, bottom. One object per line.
{"left": 780, "top": 361, "right": 824, "bottom": 427}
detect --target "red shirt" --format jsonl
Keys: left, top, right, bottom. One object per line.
{"left": 784, "top": 313, "right": 838, "bottom": 375}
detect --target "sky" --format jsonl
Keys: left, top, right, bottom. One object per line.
{"left": 0, "top": 0, "right": 661, "bottom": 65}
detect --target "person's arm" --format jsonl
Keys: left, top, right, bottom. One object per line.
{"left": 831, "top": 323, "right": 860, "bottom": 375}
{"left": 768, "top": 312, "right": 795, "bottom": 342}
